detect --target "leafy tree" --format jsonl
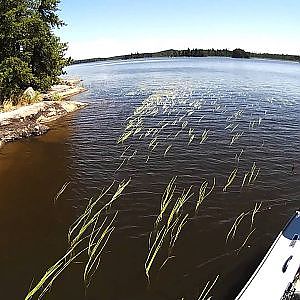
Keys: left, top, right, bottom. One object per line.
{"left": 0, "top": 0, "right": 69, "bottom": 104}
{"left": 0, "top": 57, "right": 34, "bottom": 100}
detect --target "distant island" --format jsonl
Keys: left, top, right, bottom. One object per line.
{"left": 73, "top": 48, "right": 299, "bottom": 65}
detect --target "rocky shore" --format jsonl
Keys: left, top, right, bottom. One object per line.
{"left": 0, "top": 80, "right": 87, "bottom": 148}
{"left": 42, "top": 79, "right": 87, "bottom": 100}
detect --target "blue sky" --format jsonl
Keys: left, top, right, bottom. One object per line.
{"left": 57, "top": 0, "right": 300, "bottom": 59}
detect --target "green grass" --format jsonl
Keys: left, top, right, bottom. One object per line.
{"left": 25, "top": 179, "right": 130, "bottom": 300}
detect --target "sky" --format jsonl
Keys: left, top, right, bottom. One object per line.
{"left": 57, "top": 0, "right": 300, "bottom": 60}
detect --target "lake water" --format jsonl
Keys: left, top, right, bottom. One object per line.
{"left": 1, "top": 57, "right": 300, "bottom": 299}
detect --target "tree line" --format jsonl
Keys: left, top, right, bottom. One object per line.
{"left": 74, "top": 48, "right": 299, "bottom": 65}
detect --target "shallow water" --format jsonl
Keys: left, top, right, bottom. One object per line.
{"left": 1, "top": 57, "right": 300, "bottom": 299}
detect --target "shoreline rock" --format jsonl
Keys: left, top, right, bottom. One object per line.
{"left": 0, "top": 79, "right": 88, "bottom": 148}
{"left": 42, "top": 82, "right": 87, "bottom": 100}
{"left": 0, "top": 101, "right": 87, "bottom": 146}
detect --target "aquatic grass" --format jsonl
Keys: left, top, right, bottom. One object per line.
{"left": 178, "top": 114, "right": 186, "bottom": 122}
{"left": 159, "top": 255, "right": 176, "bottom": 271}
{"left": 175, "top": 129, "right": 183, "bottom": 138}
{"left": 115, "top": 158, "right": 126, "bottom": 172}
{"left": 247, "top": 162, "right": 260, "bottom": 185}
{"left": 145, "top": 128, "right": 154, "bottom": 137}
{"left": 54, "top": 181, "right": 70, "bottom": 204}
{"left": 225, "top": 212, "right": 246, "bottom": 243}
{"left": 200, "top": 129, "right": 209, "bottom": 144}
{"left": 248, "top": 162, "right": 256, "bottom": 184}
{"left": 226, "top": 202, "right": 263, "bottom": 246}
{"left": 188, "top": 134, "right": 195, "bottom": 145}
{"left": 197, "top": 275, "right": 220, "bottom": 300}
{"left": 68, "top": 179, "right": 130, "bottom": 246}
{"left": 188, "top": 128, "right": 194, "bottom": 135}
{"left": 146, "top": 212, "right": 189, "bottom": 282}
{"left": 152, "top": 128, "right": 160, "bottom": 137}
{"left": 252, "top": 168, "right": 260, "bottom": 183}
{"left": 161, "top": 122, "right": 169, "bottom": 130}
{"left": 235, "top": 149, "right": 244, "bottom": 163}
{"left": 146, "top": 178, "right": 193, "bottom": 283}
{"left": 67, "top": 185, "right": 113, "bottom": 245}
{"left": 25, "top": 234, "right": 92, "bottom": 300}
{"left": 133, "top": 126, "right": 143, "bottom": 136}
{"left": 159, "top": 213, "right": 189, "bottom": 271}
{"left": 166, "top": 186, "right": 193, "bottom": 228}
{"left": 198, "top": 116, "right": 205, "bottom": 122}
{"left": 237, "top": 228, "right": 256, "bottom": 254}
{"left": 127, "top": 149, "right": 138, "bottom": 162}
{"left": 150, "top": 141, "right": 159, "bottom": 152}
{"left": 154, "top": 177, "right": 177, "bottom": 229}
{"left": 233, "top": 109, "right": 244, "bottom": 119}
{"left": 195, "top": 178, "right": 216, "bottom": 214}
{"left": 249, "top": 120, "right": 256, "bottom": 130}
{"left": 230, "top": 131, "right": 243, "bottom": 145}
{"left": 84, "top": 212, "right": 118, "bottom": 287}
{"left": 120, "top": 145, "right": 131, "bottom": 158}
{"left": 230, "top": 124, "right": 239, "bottom": 132}
{"left": 241, "top": 172, "right": 249, "bottom": 189}
{"left": 187, "top": 110, "right": 194, "bottom": 116}
{"left": 250, "top": 202, "right": 262, "bottom": 230}
{"left": 145, "top": 226, "right": 168, "bottom": 282}
{"left": 26, "top": 180, "right": 130, "bottom": 299}
{"left": 226, "top": 115, "right": 233, "bottom": 122}
{"left": 169, "top": 213, "right": 189, "bottom": 251}
{"left": 118, "top": 129, "right": 134, "bottom": 144}
{"left": 149, "top": 137, "right": 157, "bottom": 149}
{"left": 223, "top": 168, "right": 238, "bottom": 192}
{"left": 182, "top": 120, "right": 188, "bottom": 129}
{"left": 225, "top": 123, "right": 233, "bottom": 130}
{"left": 164, "top": 145, "right": 172, "bottom": 157}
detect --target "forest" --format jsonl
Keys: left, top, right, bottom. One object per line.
{"left": 73, "top": 48, "right": 300, "bottom": 65}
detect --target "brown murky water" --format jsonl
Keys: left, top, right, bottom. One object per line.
{"left": 1, "top": 57, "right": 300, "bottom": 299}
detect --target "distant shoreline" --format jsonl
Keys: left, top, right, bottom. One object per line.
{"left": 72, "top": 48, "right": 300, "bottom": 65}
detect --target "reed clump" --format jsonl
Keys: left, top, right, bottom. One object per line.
{"left": 145, "top": 177, "right": 193, "bottom": 283}
{"left": 226, "top": 202, "right": 262, "bottom": 253}
{"left": 25, "top": 179, "right": 130, "bottom": 300}
{"left": 195, "top": 178, "right": 215, "bottom": 214}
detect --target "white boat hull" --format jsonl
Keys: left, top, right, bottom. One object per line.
{"left": 236, "top": 211, "right": 300, "bottom": 300}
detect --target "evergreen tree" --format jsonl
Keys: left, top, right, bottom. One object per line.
{"left": 0, "top": 0, "right": 69, "bottom": 103}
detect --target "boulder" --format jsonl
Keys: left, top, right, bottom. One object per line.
{"left": 23, "top": 87, "right": 36, "bottom": 100}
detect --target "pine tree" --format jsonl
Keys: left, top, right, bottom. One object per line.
{"left": 0, "top": 0, "right": 69, "bottom": 103}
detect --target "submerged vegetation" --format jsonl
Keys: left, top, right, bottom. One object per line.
{"left": 25, "top": 179, "right": 130, "bottom": 299}
{"left": 145, "top": 177, "right": 193, "bottom": 282}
